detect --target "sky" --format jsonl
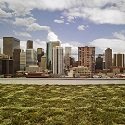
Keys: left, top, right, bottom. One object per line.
{"left": 0, "top": 0, "right": 125, "bottom": 59}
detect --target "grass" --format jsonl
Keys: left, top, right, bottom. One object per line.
{"left": 0, "top": 84, "right": 125, "bottom": 125}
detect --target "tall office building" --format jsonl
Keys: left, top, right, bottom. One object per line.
{"left": 3, "top": 37, "right": 20, "bottom": 58}
{"left": 37, "top": 48, "right": 44, "bottom": 66}
{"left": 105, "top": 48, "right": 112, "bottom": 69}
{"left": 53, "top": 46, "right": 64, "bottom": 75}
{"left": 13, "top": 49, "right": 21, "bottom": 72}
{"left": 64, "top": 47, "right": 71, "bottom": 69}
{"left": 113, "top": 54, "right": 124, "bottom": 67}
{"left": 20, "top": 50, "right": 26, "bottom": 71}
{"left": 95, "top": 55, "right": 103, "bottom": 70}
{"left": 0, "top": 54, "right": 10, "bottom": 75}
{"left": 46, "top": 41, "right": 60, "bottom": 70}
{"left": 78, "top": 46, "right": 95, "bottom": 72}
{"left": 1, "top": 59, "right": 14, "bottom": 75}
{"left": 26, "top": 49, "right": 37, "bottom": 67}
{"left": 27, "top": 40, "right": 33, "bottom": 49}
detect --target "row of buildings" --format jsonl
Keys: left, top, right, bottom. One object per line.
{"left": 0, "top": 37, "right": 125, "bottom": 77}
{"left": 0, "top": 37, "right": 71, "bottom": 77}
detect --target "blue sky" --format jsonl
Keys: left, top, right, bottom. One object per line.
{"left": 0, "top": 0, "right": 125, "bottom": 58}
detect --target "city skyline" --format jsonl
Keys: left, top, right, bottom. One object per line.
{"left": 1, "top": 38, "right": 125, "bottom": 77}
{"left": 0, "top": 0, "right": 125, "bottom": 56}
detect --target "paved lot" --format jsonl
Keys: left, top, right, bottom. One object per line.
{"left": 0, "top": 78, "right": 125, "bottom": 85}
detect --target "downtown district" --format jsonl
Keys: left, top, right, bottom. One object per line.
{"left": 0, "top": 37, "right": 125, "bottom": 78}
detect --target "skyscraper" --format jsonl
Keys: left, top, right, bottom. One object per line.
{"left": 37, "top": 48, "right": 44, "bottom": 66}
{"left": 26, "top": 49, "right": 37, "bottom": 67}
{"left": 20, "top": 50, "right": 26, "bottom": 71}
{"left": 3, "top": 37, "right": 20, "bottom": 58}
{"left": 27, "top": 40, "right": 33, "bottom": 49}
{"left": 105, "top": 48, "right": 112, "bottom": 69}
{"left": 78, "top": 46, "right": 95, "bottom": 72}
{"left": 1, "top": 59, "right": 14, "bottom": 75}
{"left": 64, "top": 47, "right": 71, "bottom": 69}
{"left": 53, "top": 46, "right": 64, "bottom": 75}
{"left": 13, "top": 49, "right": 21, "bottom": 72}
{"left": 95, "top": 55, "right": 103, "bottom": 71}
{"left": 113, "top": 54, "right": 124, "bottom": 67}
{"left": 46, "top": 41, "right": 60, "bottom": 70}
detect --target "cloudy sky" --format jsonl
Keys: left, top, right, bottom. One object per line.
{"left": 0, "top": 0, "right": 125, "bottom": 59}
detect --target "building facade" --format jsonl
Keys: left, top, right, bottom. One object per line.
{"left": 26, "top": 49, "right": 37, "bottom": 67}
{"left": 3, "top": 37, "right": 20, "bottom": 58}
{"left": 78, "top": 46, "right": 95, "bottom": 72}
{"left": 53, "top": 46, "right": 64, "bottom": 75}
{"left": 46, "top": 41, "right": 60, "bottom": 70}
{"left": 37, "top": 48, "right": 44, "bottom": 66}
{"left": 113, "top": 54, "right": 124, "bottom": 67}
{"left": 20, "top": 50, "right": 26, "bottom": 71}
{"left": 0, "top": 54, "right": 9, "bottom": 75}
{"left": 40, "top": 56, "right": 47, "bottom": 70}
{"left": 73, "top": 66, "right": 91, "bottom": 78}
{"left": 27, "top": 40, "right": 33, "bottom": 49}
{"left": 64, "top": 47, "right": 71, "bottom": 69}
{"left": 0, "top": 58, "right": 14, "bottom": 75}
{"left": 95, "top": 55, "right": 103, "bottom": 71}
{"left": 13, "top": 49, "right": 21, "bottom": 72}
{"left": 105, "top": 48, "right": 112, "bottom": 69}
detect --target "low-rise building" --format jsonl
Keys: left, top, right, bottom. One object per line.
{"left": 73, "top": 66, "right": 92, "bottom": 78}
{"left": 25, "top": 65, "right": 43, "bottom": 72}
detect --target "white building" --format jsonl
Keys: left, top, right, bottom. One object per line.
{"left": 20, "top": 50, "right": 26, "bottom": 71}
{"left": 53, "top": 46, "right": 64, "bottom": 75}
{"left": 46, "top": 41, "right": 60, "bottom": 70}
{"left": 26, "top": 49, "right": 37, "bottom": 67}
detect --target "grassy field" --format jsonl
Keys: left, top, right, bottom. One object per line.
{"left": 0, "top": 84, "right": 125, "bottom": 125}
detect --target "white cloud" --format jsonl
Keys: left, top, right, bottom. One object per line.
{"left": 0, "top": 8, "right": 12, "bottom": 17}
{"left": 13, "top": 17, "right": 50, "bottom": 32}
{"left": 89, "top": 38, "right": 125, "bottom": 54}
{"left": 34, "top": 39, "right": 46, "bottom": 51}
{"left": 67, "top": 16, "right": 75, "bottom": 23}
{"left": 0, "top": 0, "right": 33, "bottom": 16}
{"left": 77, "top": 25, "right": 86, "bottom": 31}
{"left": 1, "top": 0, "right": 125, "bottom": 24}
{"left": 14, "top": 31, "right": 32, "bottom": 38}
{"left": 60, "top": 16, "right": 64, "bottom": 19}
{"left": 65, "top": 7, "right": 125, "bottom": 25}
{"left": 13, "top": 17, "right": 36, "bottom": 26}
{"left": 83, "top": 8, "right": 125, "bottom": 25}
{"left": 54, "top": 19, "right": 64, "bottom": 24}
{"left": 27, "top": 23, "right": 50, "bottom": 32}
{"left": 47, "top": 31, "right": 59, "bottom": 41}
{"left": 113, "top": 30, "right": 125, "bottom": 40}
